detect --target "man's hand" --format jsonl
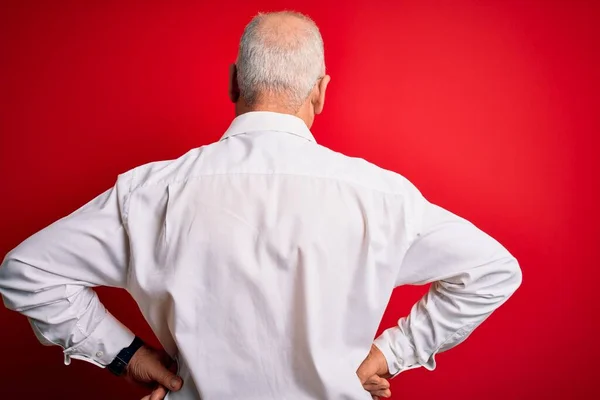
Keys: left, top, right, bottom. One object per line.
{"left": 125, "top": 345, "right": 184, "bottom": 400}
{"left": 357, "top": 344, "right": 391, "bottom": 399}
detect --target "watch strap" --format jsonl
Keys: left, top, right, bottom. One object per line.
{"left": 107, "top": 336, "right": 144, "bottom": 376}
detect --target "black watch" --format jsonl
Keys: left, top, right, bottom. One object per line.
{"left": 107, "top": 336, "right": 145, "bottom": 376}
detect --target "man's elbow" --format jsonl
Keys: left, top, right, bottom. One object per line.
{"left": 0, "top": 252, "right": 14, "bottom": 288}
{"left": 476, "top": 256, "right": 522, "bottom": 304}
{"left": 502, "top": 256, "right": 522, "bottom": 300}
{"left": 0, "top": 251, "right": 36, "bottom": 311}
{"left": 0, "top": 253, "right": 19, "bottom": 301}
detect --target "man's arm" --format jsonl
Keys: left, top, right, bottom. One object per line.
{"left": 0, "top": 177, "right": 135, "bottom": 367}
{"left": 373, "top": 198, "right": 522, "bottom": 377}
{"left": 0, "top": 173, "right": 184, "bottom": 397}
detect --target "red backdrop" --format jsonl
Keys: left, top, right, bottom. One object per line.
{"left": 1, "top": 0, "right": 598, "bottom": 399}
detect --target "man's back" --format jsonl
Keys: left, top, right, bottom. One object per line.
{"left": 0, "top": 110, "right": 520, "bottom": 399}
{"left": 127, "top": 112, "right": 416, "bottom": 399}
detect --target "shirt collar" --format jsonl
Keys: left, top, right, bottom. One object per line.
{"left": 220, "top": 111, "right": 316, "bottom": 143}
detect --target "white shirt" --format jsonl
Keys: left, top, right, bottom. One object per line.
{"left": 0, "top": 111, "right": 521, "bottom": 399}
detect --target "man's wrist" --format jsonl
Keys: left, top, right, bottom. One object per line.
{"left": 62, "top": 311, "right": 135, "bottom": 368}
{"left": 373, "top": 331, "right": 402, "bottom": 377}
{"left": 107, "top": 336, "right": 145, "bottom": 376}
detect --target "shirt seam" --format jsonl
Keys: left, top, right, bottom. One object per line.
{"left": 122, "top": 167, "right": 136, "bottom": 223}
{"left": 122, "top": 167, "right": 136, "bottom": 289}
{"left": 128, "top": 170, "right": 411, "bottom": 200}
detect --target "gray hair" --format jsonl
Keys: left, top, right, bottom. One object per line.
{"left": 236, "top": 11, "right": 325, "bottom": 110}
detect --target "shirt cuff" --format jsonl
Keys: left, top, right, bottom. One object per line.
{"left": 373, "top": 326, "right": 436, "bottom": 377}
{"left": 63, "top": 311, "right": 135, "bottom": 368}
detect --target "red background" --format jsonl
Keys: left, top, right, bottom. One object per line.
{"left": 1, "top": 0, "right": 598, "bottom": 399}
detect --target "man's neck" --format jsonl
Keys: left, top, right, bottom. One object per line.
{"left": 234, "top": 99, "right": 314, "bottom": 129}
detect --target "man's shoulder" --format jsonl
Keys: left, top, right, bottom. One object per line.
{"left": 312, "top": 144, "right": 416, "bottom": 198}
{"left": 115, "top": 145, "right": 213, "bottom": 194}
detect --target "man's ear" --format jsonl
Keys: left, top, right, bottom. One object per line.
{"left": 313, "top": 75, "right": 330, "bottom": 115}
{"left": 229, "top": 63, "right": 240, "bottom": 103}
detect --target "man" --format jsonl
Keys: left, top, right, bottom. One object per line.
{"left": 0, "top": 10, "right": 521, "bottom": 400}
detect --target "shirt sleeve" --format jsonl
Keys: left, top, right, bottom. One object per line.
{"left": 0, "top": 174, "right": 135, "bottom": 368}
{"left": 373, "top": 189, "right": 522, "bottom": 376}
